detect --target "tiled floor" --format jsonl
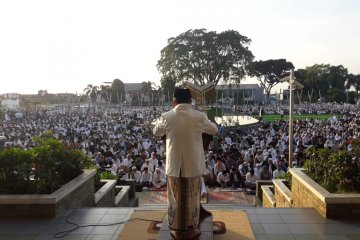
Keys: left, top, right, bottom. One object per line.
{"left": 0, "top": 206, "right": 359, "bottom": 240}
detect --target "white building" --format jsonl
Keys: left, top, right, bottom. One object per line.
{"left": 0, "top": 93, "right": 20, "bottom": 110}
{"left": 215, "top": 84, "right": 265, "bottom": 105}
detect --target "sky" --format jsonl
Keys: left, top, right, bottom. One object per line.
{"left": 0, "top": 0, "right": 359, "bottom": 94}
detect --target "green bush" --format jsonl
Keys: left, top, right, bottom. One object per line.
{"left": 99, "top": 171, "right": 118, "bottom": 180}
{"left": 304, "top": 143, "right": 360, "bottom": 193}
{"left": 0, "top": 132, "right": 94, "bottom": 194}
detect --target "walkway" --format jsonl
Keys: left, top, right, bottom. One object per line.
{"left": 0, "top": 206, "right": 359, "bottom": 240}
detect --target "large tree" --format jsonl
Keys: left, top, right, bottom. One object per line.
{"left": 297, "top": 64, "right": 349, "bottom": 102}
{"left": 347, "top": 73, "right": 360, "bottom": 93}
{"left": 99, "top": 84, "right": 111, "bottom": 103}
{"left": 110, "top": 79, "right": 125, "bottom": 104}
{"left": 141, "top": 81, "right": 156, "bottom": 95}
{"left": 160, "top": 75, "right": 176, "bottom": 100}
{"left": 249, "top": 59, "right": 294, "bottom": 101}
{"left": 157, "top": 29, "right": 254, "bottom": 86}
{"left": 141, "top": 81, "right": 156, "bottom": 105}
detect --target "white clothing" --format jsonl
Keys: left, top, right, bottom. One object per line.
{"left": 140, "top": 171, "right": 153, "bottom": 183}
{"left": 153, "top": 104, "right": 218, "bottom": 177}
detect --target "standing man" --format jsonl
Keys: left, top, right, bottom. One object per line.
{"left": 153, "top": 88, "right": 218, "bottom": 239}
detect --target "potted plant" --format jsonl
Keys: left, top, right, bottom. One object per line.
{"left": 289, "top": 140, "right": 360, "bottom": 218}
{"left": 0, "top": 132, "right": 96, "bottom": 218}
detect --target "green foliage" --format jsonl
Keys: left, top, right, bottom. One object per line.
{"left": 0, "top": 132, "right": 94, "bottom": 194}
{"left": 304, "top": 144, "right": 360, "bottom": 193}
{"left": 248, "top": 59, "right": 294, "bottom": 99}
{"left": 256, "top": 114, "right": 336, "bottom": 122}
{"left": 347, "top": 91, "right": 359, "bottom": 104}
{"left": 157, "top": 29, "right": 254, "bottom": 87}
{"left": 111, "top": 79, "right": 125, "bottom": 104}
{"left": 327, "top": 88, "right": 346, "bottom": 103}
{"left": 99, "top": 171, "right": 118, "bottom": 180}
{"left": 160, "top": 75, "right": 176, "bottom": 98}
{"left": 284, "top": 171, "right": 292, "bottom": 182}
{"left": 296, "top": 64, "right": 352, "bottom": 103}
{"left": 274, "top": 171, "right": 292, "bottom": 182}
{"left": 0, "top": 147, "right": 36, "bottom": 193}
{"left": 347, "top": 74, "right": 360, "bottom": 93}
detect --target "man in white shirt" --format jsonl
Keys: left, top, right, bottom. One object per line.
{"left": 148, "top": 152, "right": 159, "bottom": 168}
{"left": 273, "top": 164, "right": 286, "bottom": 179}
{"left": 217, "top": 170, "right": 230, "bottom": 188}
{"left": 153, "top": 88, "right": 218, "bottom": 239}
{"left": 245, "top": 169, "right": 256, "bottom": 189}
{"left": 140, "top": 167, "right": 152, "bottom": 188}
{"left": 224, "top": 135, "right": 232, "bottom": 146}
{"left": 152, "top": 168, "right": 167, "bottom": 189}
{"left": 254, "top": 163, "right": 263, "bottom": 180}
{"left": 203, "top": 161, "right": 214, "bottom": 186}
{"left": 141, "top": 159, "right": 155, "bottom": 172}
{"left": 123, "top": 154, "right": 133, "bottom": 170}
{"left": 118, "top": 168, "right": 128, "bottom": 181}
{"left": 128, "top": 166, "right": 141, "bottom": 184}
{"left": 213, "top": 157, "right": 226, "bottom": 176}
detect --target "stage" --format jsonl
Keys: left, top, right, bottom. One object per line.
{"left": 215, "top": 115, "right": 259, "bottom": 127}
{"left": 117, "top": 209, "right": 255, "bottom": 240}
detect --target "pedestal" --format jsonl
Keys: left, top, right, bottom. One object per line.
{"left": 157, "top": 206, "right": 213, "bottom": 240}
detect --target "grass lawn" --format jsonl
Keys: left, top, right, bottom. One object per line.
{"left": 255, "top": 114, "right": 336, "bottom": 122}
{"left": 206, "top": 108, "right": 337, "bottom": 123}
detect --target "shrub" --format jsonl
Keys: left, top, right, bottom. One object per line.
{"left": 304, "top": 142, "right": 360, "bottom": 193}
{"left": 0, "top": 132, "right": 94, "bottom": 194}
{"left": 99, "top": 171, "right": 118, "bottom": 180}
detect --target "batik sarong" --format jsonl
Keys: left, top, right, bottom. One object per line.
{"left": 167, "top": 175, "right": 201, "bottom": 232}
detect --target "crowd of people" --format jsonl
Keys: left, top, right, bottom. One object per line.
{"left": 1, "top": 102, "right": 359, "bottom": 192}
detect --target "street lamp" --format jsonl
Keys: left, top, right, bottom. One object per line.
{"left": 280, "top": 69, "right": 304, "bottom": 168}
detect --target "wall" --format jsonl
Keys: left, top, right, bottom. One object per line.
{"left": 290, "top": 168, "right": 360, "bottom": 219}
{"left": 261, "top": 186, "right": 276, "bottom": 208}
{"left": 0, "top": 169, "right": 96, "bottom": 218}
{"left": 95, "top": 180, "right": 117, "bottom": 207}
{"left": 273, "top": 179, "right": 292, "bottom": 208}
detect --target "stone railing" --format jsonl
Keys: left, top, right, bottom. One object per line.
{"left": 0, "top": 169, "right": 96, "bottom": 218}
{"left": 261, "top": 185, "right": 276, "bottom": 208}
{"left": 290, "top": 168, "right": 360, "bottom": 218}
{"left": 273, "top": 179, "right": 292, "bottom": 208}
{"left": 95, "top": 179, "right": 117, "bottom": 207}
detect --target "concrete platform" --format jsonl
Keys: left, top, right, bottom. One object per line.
{"left": 0, "top": 205, "right": 359, "bottom": 240}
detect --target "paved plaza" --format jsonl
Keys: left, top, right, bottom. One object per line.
{"left": 0, "top": 205, "right": 359, "bottom": 240}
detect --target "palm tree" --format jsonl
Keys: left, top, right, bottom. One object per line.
{"left": 84, "top": 84, "right": 93, "bottom": 97}
{"left": 99, "top": 84, "right": 111, "bottom": 104}
{"left": 83, "top": 84, "right": 100, "bottom": 109}
{"left": 84, "top": 84, "right": 93, "bottom": 109}
{"left": 141, "top": 81, "right": 156, "bottom": 106}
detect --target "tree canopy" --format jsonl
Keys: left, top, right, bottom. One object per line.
{"left": 160, "top": 75, "right": 176, "bottom": 97}
{"left": 110, "top": 79, "right": 125, "bottom": 104}
{"left": 249, "top": 59, "right": 294, "bottom": 99}
{"left": 157, "top": 29, "right": 254, "bottom": 87}
{"left": 296, "top": 64, "right": 352, "bottom": 103}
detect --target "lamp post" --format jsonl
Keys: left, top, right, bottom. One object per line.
{"left": 288, "top": 69, "right": 295, "bottom": 168}
{"left": 280, "top": 69, "right": 304, "bottom": 168}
